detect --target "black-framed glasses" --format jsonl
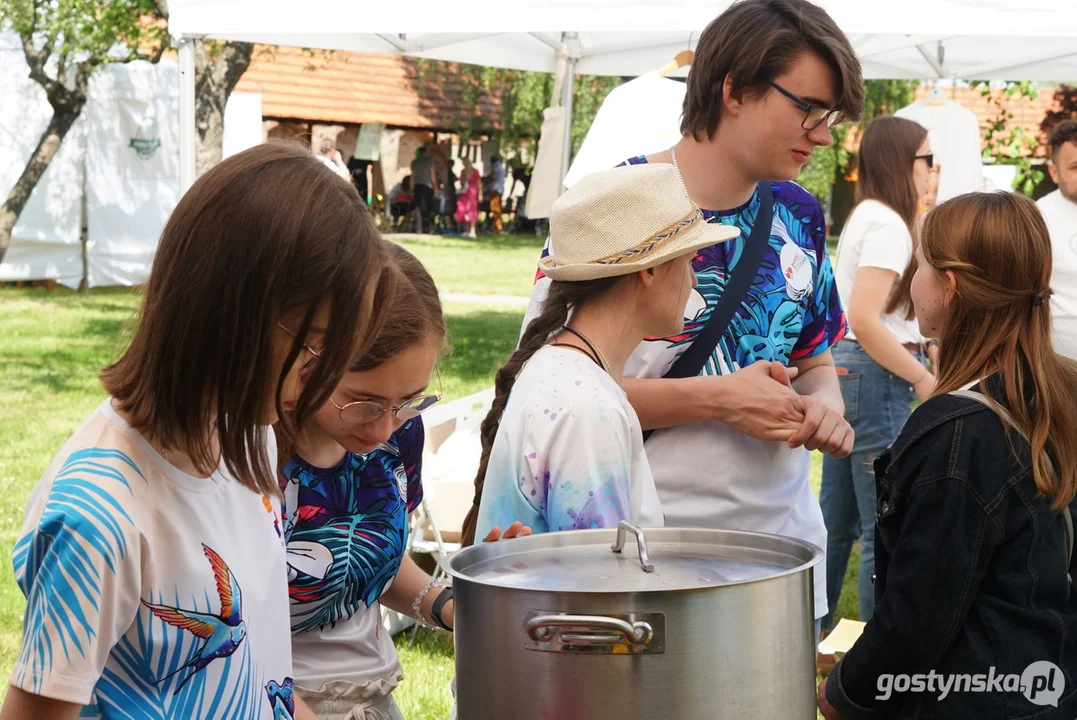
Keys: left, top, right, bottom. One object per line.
{"left": 915, "top": 153, "right": 934, "bottom": 169}
{"left": 330, "top": 366, "right": 444, "bottom": 425}
{"left": 277, "top": 322, "right": 324, "bottom": 359}
{"left": 767, "top": 81, "right": 844, "bottom": 130}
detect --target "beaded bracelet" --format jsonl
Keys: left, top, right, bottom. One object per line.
{"left": 412, "top": 577, "right": 452, "bottom": 627}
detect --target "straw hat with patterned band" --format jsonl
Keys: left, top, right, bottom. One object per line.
{"left": 538, "top": 163, "right": 741, "bottom": 282}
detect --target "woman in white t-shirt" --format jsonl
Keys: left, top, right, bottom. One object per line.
{"left": 819, "top": 116, "right": 934, "bottom": 642}
{"left": 459, "top": 163, "right": 740, "bottom": 546}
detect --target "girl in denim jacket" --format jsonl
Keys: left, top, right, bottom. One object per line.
{"left": 820, "top": 192, "right": 1077, "bottom": 719}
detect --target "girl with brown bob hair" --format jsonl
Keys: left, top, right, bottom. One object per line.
{"left": 3, "top": 143, "right": 393, "bottom": 720}
{"left": 820, "top": 192, "right": 1077, "bottom": 719}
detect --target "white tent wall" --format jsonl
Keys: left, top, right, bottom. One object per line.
{"left": 0, "top": 34, "right": 85, "bottom": 285}
{"left": 82, "top": 60, "right": 180, "bottom": 288}
{"left": 0, "top": 33, "right": 262, "bottom": 287}
{"left": 222, "top": 92, "right": 264, "bottom": 160}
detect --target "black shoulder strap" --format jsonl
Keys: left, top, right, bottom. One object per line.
{"left": 643, "top": 182, "right": 773, "bottom": 442}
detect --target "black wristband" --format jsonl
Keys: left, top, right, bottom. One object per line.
{"left": 430, "top": 586, "right": 454, "bottom": 632}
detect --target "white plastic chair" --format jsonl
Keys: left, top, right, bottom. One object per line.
{"left": 395, "top": 388, "right": 494, "bottom": 641}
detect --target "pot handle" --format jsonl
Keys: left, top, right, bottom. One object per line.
{"left": 526, "top": 614, "right": 654, "bottom": 646}
{"left": 610, "top": 520, "right": 655, "bottom": 573}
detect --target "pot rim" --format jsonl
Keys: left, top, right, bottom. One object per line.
{"left": 445, "top": 526, "right": 823, "bottom": 594}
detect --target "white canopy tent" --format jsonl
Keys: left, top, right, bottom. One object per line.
{"left": 168, "top": 0, "right": 1077, "bottom": 193}
{"left": 0, "top": 31, "right": 264, "bottom": 286}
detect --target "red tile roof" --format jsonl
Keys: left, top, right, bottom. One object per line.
{"left": 235, "top": 45, "right": 501, "bottom": 130}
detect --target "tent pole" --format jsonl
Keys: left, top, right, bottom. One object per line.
{"left": 559, "top": 32, "right": 579, "bottom": 191}
{"left": 179, "top": 36, "right": 197, "bottom": 194}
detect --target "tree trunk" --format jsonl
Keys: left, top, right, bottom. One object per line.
{"left": 0, "top": 34, "right": 253, "bottom": 266}
{"left": 0, "top": 106, "right": 83, "bottom": 267}
{"left": 194, "top": 41, "right": 255, "bottom": 177}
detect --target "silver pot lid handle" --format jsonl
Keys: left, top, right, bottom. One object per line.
{"left": 610, "top": 521, "right": 656, "bottom": 573}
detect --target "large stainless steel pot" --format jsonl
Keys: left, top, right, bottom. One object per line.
{"left": 446, "top": 521, "right": 821, "bottom": 720}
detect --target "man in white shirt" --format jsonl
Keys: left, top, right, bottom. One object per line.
{"left": 1038, "top": 120, "right": 1077, "bottom": 358}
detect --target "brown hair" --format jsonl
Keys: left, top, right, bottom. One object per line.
{"left": 855, "top": 115, "right": 929, "bottom": 319}
{"left": 1049, "top": 119, "right": 1077, "bottom": 162}
{"left": 922, "top": 192, "right": 1077, "bottom": 510}
{"left": 101, "top": 142, "right": 394, "bottom": 496}
{"left": 352, "top": 242, "right": 447, "bottom": 372}
{"left": 459, "top": 277, "right": 621, "bottom": 546}
{"left": 681, "top": 0, "right": 864, "bottom": 141}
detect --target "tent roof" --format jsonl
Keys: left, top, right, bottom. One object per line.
{"left": 167, "top": 0, "right": 1077, "bottom": 80}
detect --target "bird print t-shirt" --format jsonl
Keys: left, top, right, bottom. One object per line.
{"left": 523, "top": 159, "right": 847, "bottom": 619}
{"left": 10, "top": 399, "right": 295, "bottom": 719}
{"left": 279, "top": 419, "right": 423, "bottom": 691}
{"left": 474, "top": 346, "right": 664, "bottom": 539}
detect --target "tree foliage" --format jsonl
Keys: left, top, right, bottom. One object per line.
{"left": 415, "top": 60, "right": 621, "bottom": 167}
{"left": 796, "top": 79, "right": 920, "bottom": 202}
{"left": 971, "top": 80, "right": 1042, "bottom": 195}
{"left": 1, "top": 0, "right": 168, "bottom": 67}
{"left": 0, "top": 0, "right": 170, "bottom": 266}
{"left": 1041, "top": 84, "right": 1077, "bottom": 143}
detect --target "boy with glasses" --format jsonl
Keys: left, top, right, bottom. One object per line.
{"left": 522, "top": 0, "right": 865, "bottom": 640}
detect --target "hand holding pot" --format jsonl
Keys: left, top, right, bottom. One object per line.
{"left": 435, "top": 523, "right": 532, "bottom": 632}
{"left": 483, "top": 520, "right": 532, "bottom": 543}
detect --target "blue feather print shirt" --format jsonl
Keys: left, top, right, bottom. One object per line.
{"left": 10, "top": 400, "right": 295, "bottom": 720}
{"left": 278, "top": 419, "right": 423, "bottom": 690}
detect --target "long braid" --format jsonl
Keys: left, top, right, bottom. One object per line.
{"left": 459, "top": 278, "right": 618, "bottom": 546}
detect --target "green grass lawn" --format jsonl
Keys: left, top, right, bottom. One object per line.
{"left": 0, "top": 283, "right": 525, "bottom": 709}
{"left": 391, "top": 233, "right": 545, "bottom": 297}
{"left": 0, "top": 232, "right": 863, "bottom": 717}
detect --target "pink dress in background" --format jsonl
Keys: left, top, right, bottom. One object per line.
{"left": 454, "top": 169, "right": 480, "bottom": 224}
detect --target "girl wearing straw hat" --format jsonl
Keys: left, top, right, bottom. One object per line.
{"left": 459, "top": 163, "right": 740, "bottom": 544}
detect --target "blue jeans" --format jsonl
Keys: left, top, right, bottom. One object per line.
{"left": 820, "top": 339, "right": 920, "bottom": 631}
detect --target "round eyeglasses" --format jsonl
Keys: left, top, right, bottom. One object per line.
{"left": 768, "top": 81, "right": 844, "bottom": 130}
{"left": 330, "top": 366, "right": 443, "bottom": 425}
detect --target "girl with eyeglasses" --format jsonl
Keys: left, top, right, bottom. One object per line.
{"left": 277, "top": 243, "right": 525, "bottom": 720}
{"left": 818, "top": 116, "right": 935, "bottom": 662}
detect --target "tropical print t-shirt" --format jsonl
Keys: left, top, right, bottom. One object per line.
{"left": 279, "top": 419, "right": 424, "bottom": 691}
{"left": 10, "top": 399, "right": 294, "bottom": 719}
{"left": 524, "top": 158, "right": 847, "bottom": 618}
